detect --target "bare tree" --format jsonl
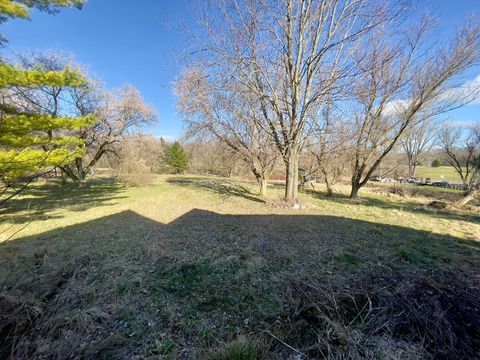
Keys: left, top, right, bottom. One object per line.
{"left": 132, "top": 133, "right": 166, "bottom": 173}
{"left": 189, "top": 0, "right": 393, "bottom": 201}
{"left": 401, "top": 115, "right": 439, "bottom": 178}
{"left": 176, "top": 67, "right": 277, "bottom": 196}
{"left": 60, "top": 85, "right": 157, "bottom": 184}
{"left": 314, "top": 148, "right": 348, "bottom": 196}
{"left": 312, "top": 102, "right": 350, "bottom": 196}
{"left": 184, "top": 140, "right": 243, "bottom": 178}
{"left": 110, "top": 134, "right": 157, "bottom": 187}
{"left": 439, "top": 124, "right": 480, "bottom": 206}
{"left": 11, "top": 52, "right": 157, "bottom": 185}
{"left": 348, "top": 18, "right": 480, "bottom": 199}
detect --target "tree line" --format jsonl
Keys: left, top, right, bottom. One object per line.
{"left": 175, "top": 0, "right": 480, "bottom": 203}
{"left": 0, "top": 0, "right": 190, "bottom": 205}
{"left": 1, "top": 0, "right": 479, "bottom": 207}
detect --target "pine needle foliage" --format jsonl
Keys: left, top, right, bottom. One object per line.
{"left": 0, "top": 0, "right": 91, "bottom": 196}
{"left": 165, "top": 141, "right": 189, "bottom": 174}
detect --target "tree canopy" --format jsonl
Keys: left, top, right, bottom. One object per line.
{"left": 0, "top": 0, "right": 91, "bottom": 204}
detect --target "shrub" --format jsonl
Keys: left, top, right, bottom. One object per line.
{"left": 113, "top": 157, "right": 154, "bottom": 187}
{"left": 431, "top": 159, "right": 441, "bottom": 167}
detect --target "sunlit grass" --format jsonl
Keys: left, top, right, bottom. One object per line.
{"left": 0, "top": 175, "right": 479, "bottom": 358}
{"left": 1, "top": 175, "right": 478, "bottom": 243}
{"left": 416, "top": 165, "right": 463, "bottom": 182}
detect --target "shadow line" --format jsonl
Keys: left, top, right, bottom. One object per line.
{"left": 0, "top": 177, "right": 126, "bottom": 224}
{"left": 167, "top": 176, "right": 265, "bottom": 203}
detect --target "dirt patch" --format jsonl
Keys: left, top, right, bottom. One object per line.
{"left": 427, "top": 200, "right": 448, "bottom": 209}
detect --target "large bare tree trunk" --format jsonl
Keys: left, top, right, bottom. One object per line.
{"left": 251, "top": 165, "right": 270, "bottom": 197}
{"left": 260, "top": 178, "right": 268, "bottom": 197}
{"left": 350, "top": 184, "right": 361, "bottom": 199}
{"left": 321, "top": 167, "right": 334, "bottom": 196}
{"left": 284, "top": 148, "right": 299, "bottom": 201}
{"left": 324, "top": 179, "right": 333, "bottom": 197}
{"left": 76, "top": 158, "right": 86, "bottom": 180}
{"left": 350, "top": 174, "right": 362, "bottom": 199}
{"left": 75, "top": 158, "right": 87, "bottom": 187}
{"left": 407, "top": 156, "right": 413, "bottom": 178}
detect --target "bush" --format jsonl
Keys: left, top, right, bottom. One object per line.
{"left": 431, "top": 159, "right": 442, "bottom": 167}
{"left": 113, "top": 157, "right": 154, "bottom": 187}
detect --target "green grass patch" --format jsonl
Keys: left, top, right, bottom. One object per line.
{"left": 116, "top": 281, "right": 134, "bottom": 295}
{"left": 209, "top": 336, "right": 262, "bottom": 360}
{"left": 152, "top": 257, "right": 282, "bottom": 323}
{"left": 416, "top": 166, "right": 463, "bottom": 182}
{"left": 147, "top": 338, "right": 176, "bottom": 356}
{"left": 394, "top": 246, "right": 426, "bottom": 264}
{"left": 335, "top": 252, "right": 362, "bottom": 266}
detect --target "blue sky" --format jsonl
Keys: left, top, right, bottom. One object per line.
{"left": 3, "top": 0, "right": 480, "bottom": 139}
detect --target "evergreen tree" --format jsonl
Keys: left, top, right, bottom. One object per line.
{"left": 0, "top": 0, "right": 92, "bottom": 203}
{"left": 165, "top": 141, "right": 189, "bottom": 173}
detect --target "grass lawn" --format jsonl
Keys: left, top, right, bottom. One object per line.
{"left": 0, "top": 175, "right": 479, "bottom": 359}
{"left": 415, "top": 165, "right": 463, "bottom": 182}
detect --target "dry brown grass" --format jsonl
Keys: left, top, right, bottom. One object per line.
{"left": 280, "top": 267, "right": 480, "bottom": 359}
{"left": 0, "top": 175, "right": 479, "bottom": 359}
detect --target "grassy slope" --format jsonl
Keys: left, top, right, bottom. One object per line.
{"left": 415, "top": 165, "right": 462, "bottom": 182}
{"left": 0, "top": 175, "right": 479, "bottom": 359}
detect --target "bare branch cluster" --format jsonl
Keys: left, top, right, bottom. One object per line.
{"left": 177, "top": 0, "right": 480, "bottom": 201}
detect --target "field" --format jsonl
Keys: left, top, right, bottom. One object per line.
{"left": 0, "top": 176, "right": 479, "bottom": 359}
{"left": 415, "top": 166, "right": 463, "bottom": 182}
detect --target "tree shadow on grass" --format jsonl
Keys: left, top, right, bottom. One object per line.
{"left": 1, "top": 208, "right": 479, "bottom": 358}
{"left": 0, "top": 178, "right": 127, "bottom": 224}
{"left": 166, "top": 176, "right": 480, "bottom": 225}
{"left": 302, "top": 188, "right": 480, "bottom": 225}
{"left": 167, "top": 176, "right": 265, "bottom": 203}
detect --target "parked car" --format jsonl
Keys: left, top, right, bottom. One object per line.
{"left": 431, "top": 181, "right": 449, "bottom": 188}
{"left": 382, "top": 177, "right": 396, "bottom": 183}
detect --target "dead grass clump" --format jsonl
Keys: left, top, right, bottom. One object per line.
{"left": 0, "top": 254, "right": 97, "bottom": 359}
{"left": 427, "top": 200, "right": 448, "bottom": 210}
{"left": 267, "top": 198, "right": 316, "bottom": 209}
{"left": 208, "top": 336, "right": 265, "bottom": 360}
{"left": 0, "top": 294, "right": 44, "bottom": 360}
{"left": 279, "top": 269, "right": 480, "bottom": 359}
{"left": 46, "top": 306, "right": 109, "bottom": 339}
{"left": 389, "top": 186, "right": 405, "bottom": 197}
{"left": 368, "top": 184, "right": 463, "bottom": 203}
